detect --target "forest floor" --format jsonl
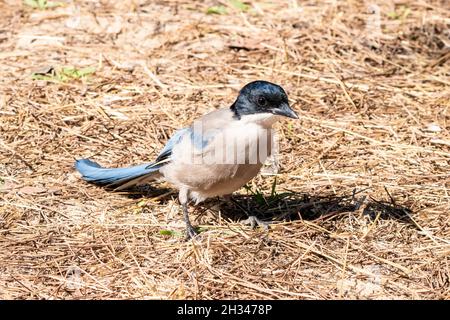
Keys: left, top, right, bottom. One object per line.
{"left": 0, "top": 0, "right": 449, "bottom": 299}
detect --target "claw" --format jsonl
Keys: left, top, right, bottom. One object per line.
{"left": 241, "top": 216, "right": 271, "bottom": 230}
{"left": 185, "top": 225, "right": 199, "bottom": 240}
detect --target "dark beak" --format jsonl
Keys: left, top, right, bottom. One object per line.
{"left": 273, "top": 103, "right": 299, "bottom": 119}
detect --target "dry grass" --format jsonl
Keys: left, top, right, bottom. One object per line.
{"left": 0, "top": 0, "right": 449, "bottom": 299}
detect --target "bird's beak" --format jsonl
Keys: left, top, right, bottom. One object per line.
{"left": 273, "top": 103, "right": 299, "bottom": 119}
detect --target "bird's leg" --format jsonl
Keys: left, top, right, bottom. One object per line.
{"left": 179, "top": 189, "right": 198, "bottom": 240}
{"left": 226, "top": 194, "right": 271, "bottom": 231}
{"left": 182, "top": 202, "right": 198, "bottom": 239}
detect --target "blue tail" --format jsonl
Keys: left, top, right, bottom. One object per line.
{"left": 75, "top": 159, "right": 161, "bottom": 189}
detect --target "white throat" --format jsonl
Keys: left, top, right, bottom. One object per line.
{"left": 239, "top": 113, "right": 281, "bottom": 128}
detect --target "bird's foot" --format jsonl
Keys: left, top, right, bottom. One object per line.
{"left": 185, "top": 224, "right": 199, "bottom": 240}
{"left": 241, "top": 216, "right": 271, "bottom": 231}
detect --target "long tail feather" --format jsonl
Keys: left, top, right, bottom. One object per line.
{"left": 75, "top": 159, "right": 161, "bottom": 189}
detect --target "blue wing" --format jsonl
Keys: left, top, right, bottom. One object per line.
{"left": 148, "top": 126, "right": 216, "bottom": 169}
{"left": 152, "top": 127, "right": 191, "bottom": 165}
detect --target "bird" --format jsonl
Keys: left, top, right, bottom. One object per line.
{"left": 75, "top": 80, "right": 298, "bottom": 239}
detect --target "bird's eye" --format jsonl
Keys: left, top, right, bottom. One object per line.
{"left": 257, "top": 96, "right": 267, "bottom": 107}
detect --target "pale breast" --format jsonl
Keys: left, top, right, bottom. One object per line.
{"left": 160, "top": 109, "right": 277, "bottom": 202}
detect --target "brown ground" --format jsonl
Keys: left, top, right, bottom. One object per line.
{"left": 0, "top": 0, "right": 449, "bottom": 299}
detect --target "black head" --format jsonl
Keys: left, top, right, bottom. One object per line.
{"left": 230, "top": 80, "right": 298, "bottom": 120}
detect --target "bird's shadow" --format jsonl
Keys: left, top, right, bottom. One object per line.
{"left": 202, "top": 190, "right": 414, "bottom": 226}
{"left": 125, "top": 186, "right": 415, "bottom": 226}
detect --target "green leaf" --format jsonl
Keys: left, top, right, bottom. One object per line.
{"left": 401, "top": 7, "right": 411, "bottom": 19}
{"left": 45, "top": 0, "right": 63, "bottom": 8}
{"left": 137, "top": 200, "right": 147, "bottom": 207}
{"left": 159, "top": 229, "right": 182, "bottom": 237}
{"left": 207, "top": 5, "right": 227, "bottom": 15}
{"left": 387, "top": 6, "right": 410, "bottom": 20}
{"left": 61, "top": 66, "right": 95, "bottom": 79}
{"left": 387, "top": 11, "right": 398, "bottom": 19}
{"left": 23, "top": 0, "right": 39, "bottom": 8}
{"left": 37, "top": 0, "right": 47, "bottom": 9}
{"left": 255, "top": 194, "right": 265, "bottom": 206}
{"left": 31, "top": 74, "right": 50, "bottom": 80}
{"left": 31, "top": 65, "right": 95, "bottom": 82}
{"left": 229, "top": 0, "right": 249, "bottom": 11}
{"left": 24, "top": 0, "right": 63, "bottom": 10}
{"left": 60, "top": 66, "right": 73, "bottom": 75}
{"left": 287, "top": 122, "right": 293, "bottom": 131}
{"left": 270, "top": 177, "right": 278, "bottom": 199}
{"left": 77, "top": 66, "right": 96, "bottom": 77}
